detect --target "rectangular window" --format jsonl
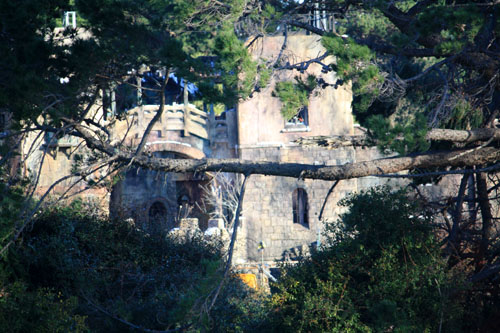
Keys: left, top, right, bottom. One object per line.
{"left": 286, "top": 107, "right": 308, "bottom": 126}
{"left": 282, "top": 107, "right": 310, "bottom": 133}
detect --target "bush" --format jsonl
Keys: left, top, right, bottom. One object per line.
{"left": 0, "top": 282, "right": 87, "bottom": 333}
{"left": 266, "top": 187, "right": 462, "bottom": 332}
{"left": 2, "top": 200, "right": 261, "bottom": 332}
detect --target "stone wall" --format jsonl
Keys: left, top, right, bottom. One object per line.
{"left": 238, "top": 35, "right": 353, "bottom": 147}
{"left": 236, "top": 34, "right": 359, "bottom": 262}
{"left": 110, "top": 150, "right": 212, "bottom": 233}
{"left": 240, "top": 145, "right": 350, "bottom": 262}
{"left": 237, "top": 144, "right": 407, "bottom": 262}
{"left": 21, "top": 127, "right": 111, "bottom": 210}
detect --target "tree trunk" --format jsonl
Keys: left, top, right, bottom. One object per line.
{"left": 476, "top": 171, "right": 494, "bottom": 271}
{"left": 447, "top": 173, "right": 469, "bottom": 264}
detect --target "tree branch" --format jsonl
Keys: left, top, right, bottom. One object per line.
{"left": 277, "top": 51, "right": 330, "bottom": 73}
{"left": 66, "top": 114, "right": 500, "bottom": 180}
{"left": 287, "top": 19, "right": 326, "bottom": 36}
{"left": 0, "top": 156, "right": 118, "bottom": 256}
{"left": 135, "top": 72, "right": 170, "bottom": 156}
{"left": 82, "top": 293, "right": 190, "bottom": 333}
{"left": 294, "top": 128, "right": 500, "bottom": 148}
{"left": 446, "top": 173, "right": 469, "bottom": 260}
{"left": 207, "top": 173, "right": 250, "bottom": 311}
{"left": 476, "top": 171, "right": 494, "bottom": 271}
{"left": 106, "top": 147, "right": 500, "bottom": 181}
{"left": 318, "top": 180, "right": 340, "bottom": 222}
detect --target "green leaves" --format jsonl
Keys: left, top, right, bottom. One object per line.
{"left": 212, "top": 24, "right": 259, "bottom": 103}
{"left": 366, "top": 113, "right": 430, "bottom": 154}
{"left": 1, "top": 201, "right": 257, "bottom": 331}
{"left": 0, "top": 282, "right": 87, "bottom": 333}
{"left": 322, "top": 35, "right": 382, "bottom": 113}
{"left": 314, "top": 0, "right": 497, "bottom": 142}
{"left": 445, "top": 99, "right": 484, "bottom": 130}
{"left": 416, "top": 5, "right": 484, "bottom": 53}
{"left": 274, "top": 75, "right": 316, "bottom": 121}
{"left": 267, "top": 187, "right": 457, "bottom": 332}
{"left": 333, "top": 187, "right": 433, "bottom": 248}
{"left": 322, "top": 35, "right": 375, "bottom": 79}
{"left": 1, "top": 0, "right": 260, "bottom": 131}
{"left": 274, "top": 81, "right": 309, "bottom": 121}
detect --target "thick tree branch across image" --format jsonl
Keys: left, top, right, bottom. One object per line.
{"left": 101, "top": 147, "right": 500, "bottom": 181}
{"left": 60, "top": 117, "right": 500, "bottom": 181}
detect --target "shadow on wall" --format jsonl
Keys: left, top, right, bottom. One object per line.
{"left": 109, "top": 166, "right": 211, "bottom": 234}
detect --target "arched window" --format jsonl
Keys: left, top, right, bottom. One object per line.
{"left": 148, "top": 201, "right": 167, "bottom": 233}
{"left": 292, "top": 188, "right": 309, "bottom": 227}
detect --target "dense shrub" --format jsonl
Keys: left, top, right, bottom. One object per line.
{"left": 2, "top": 187, "right": 498, "bottom": 332}
{"left": 0, "top": 281, "right": 87, "bottom": 332}
{"left": 1, "top": 200, "right": 262, "bottom": 332}
{"left": 265, "top": 187, "right": 463, "bottom": 332}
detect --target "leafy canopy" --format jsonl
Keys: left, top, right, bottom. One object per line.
{"left": 285, "top": 0, "right": 500, "bottom": 153}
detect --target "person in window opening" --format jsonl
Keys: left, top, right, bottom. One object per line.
{"left": 296, "top": 107, "right": 307, "bottom": 125}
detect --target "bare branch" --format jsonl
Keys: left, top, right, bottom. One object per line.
{"left": 135, "top": 72, "right": 170, "bottom": 156}
{"left": 199, "top": 173, "right": 241, "bottom": 227}
{"left": 287, "top": 19, "right": 327, "bottom": 36}
{"left": 404, "top": 58, "right": 452, "bottom": 83}
{"left": 295, "top": 128, "right": 500, "bottom": 148}
{"left": 446, "top": 173, "right": 469, "bottom": 259}
{"left": 69, "top": 118, "right": 500, "bottom": 181}
{"left": 207, "top": 173, "right": 250, "bottom": 311}
{"left": 318, "top": 180, "right": 340, "bottom": 222}
{"left": 277, "top": 51, "right": 330, "bottom": 73}
{"left": 245, "top": 34, "right": 263, "bottom": 49}
{"left": 0, "top": 156, "right": 119, "bottom": 257}
{"left": 274, "top": 24, "right": 288, "bottom": 67}
{"left": 377, "top": 163, "right": 500, "bottom": 179}
{"left": 476, "top": 171, "right": 494, "bottom": 270}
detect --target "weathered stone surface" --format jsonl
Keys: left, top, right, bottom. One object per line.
{"left": 237, "top": 143, "right": 412, "bottom": 261}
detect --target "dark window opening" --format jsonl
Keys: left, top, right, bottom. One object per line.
{"left": 292, "top": 188, "right": 309, "bottom": 227}
{"left": 286, "top": 107, "right": 308, "bottom": 127}
{"left": 148, "top": 201, "right": 167, "bottom": 233}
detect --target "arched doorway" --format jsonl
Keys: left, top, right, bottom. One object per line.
{"left": 109, "top": 143, "right": 208, "bottom": 232}
{"left": 148, "top": 200, "right": 168, "bottom": 234}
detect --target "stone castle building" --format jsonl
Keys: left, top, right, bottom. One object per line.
{"left": 16, "top": 34, "right": 407, "bottom": 265}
